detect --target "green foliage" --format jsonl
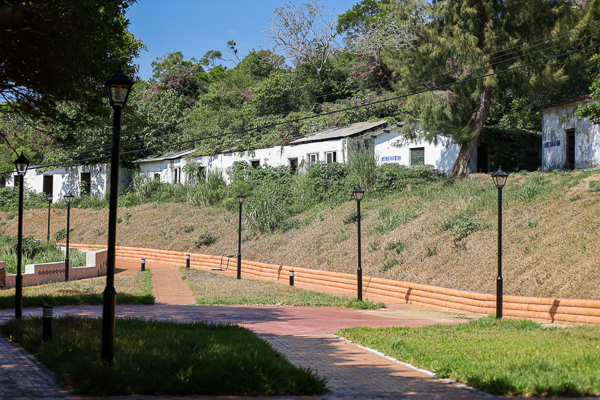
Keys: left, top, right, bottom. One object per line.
{"left": 54, "top": 228, "right": 67, "bottom": 242}
{"left": 425, "top": 245, "right": 437, "bottom": 257}
{"left": 515, "top": 174, "right": 547, "bottom": 202}
{"left": 441, "top": 214, "right": 485, "bottom": 242}
{"left": 338, "top": 316, "right": 600, "bottom": 397}
{"left": 343, "top": 210, "right": 366, "bottom": 224}
{"left": 0, "top": 236, "right": 85, "bottom": 274}
{"left": 374, "top": 164, "right": 444, "bottom": 194}
{"left": 380, "top": 258, "right": 400, "bottom": 272}
{"left": 279, "top": 218, "right": 302, "bottom": 233}
{"left": 348, "top": 146, "right": 378, "bottom": 190}
{"left": 480, "top": 127, "right": 542, "bottom": 172}
{"left": 0, "top": 186, "right": 48, "bottom": 212}
{"left": 385, "top": 240, "right": 408, "bottom": 254}
{"left": 371, "top": 202, "right": 419, "bottom": 234}
{"left": 194, "top": 231, "right": 218, "bottom": 247}
{"left": 1, "top": 317, "right": 327, "bottom": 396}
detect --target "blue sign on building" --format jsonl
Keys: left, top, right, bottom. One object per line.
{"left": 544, "top": 140, "right": 560, "bottom": 148}
{"left": 382, "top": 155, "right": 401, "bottom": 162}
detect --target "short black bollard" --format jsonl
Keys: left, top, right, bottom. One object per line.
{"left": 186, "top": 254, "right": 190, "bottom": 269}
{"left": 289, "top": 270, "right": 294, "bottom": 286}
{"left": 42, "top": 305, "right": 53, "bottom": 343}
{"left": 141, "top": 258, "right": 145, "bottom": 272}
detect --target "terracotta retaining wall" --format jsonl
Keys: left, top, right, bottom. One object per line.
{"left": 69, "top": 243, "right": 600, "bottom": 325}
{"left": 2, "top": 249, "right": 108, "bottom": 289}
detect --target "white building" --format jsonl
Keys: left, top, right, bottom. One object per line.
{"left": 1, "top": 164, "right": 131, "bottom": 200}
{"left": 536, "top": 95, "right": 600, "bottom": 171}
{"left": 135, "top": 120, "right": 477, "bottom": 181}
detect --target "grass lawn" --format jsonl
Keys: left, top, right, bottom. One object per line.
{"left": 338, "top": 316, "right": 600, "bottom": 397}
{"left": 0, "top": 270, "right": 154, "bottom": 308}
{"left": 1, "top": 316, "right": 327, "bottom": 396}
{"left": 181, "top": 267, "right": 385, "bottom": 309}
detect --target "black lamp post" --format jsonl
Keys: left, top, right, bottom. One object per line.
{"left": 63, "top": 193, "right": 74, "bottom": 282}
{"left": 353, "top": 186, "right": 365, "bottom": 301}
{"left": 46, "top": 194, "right": 53, "bottom": 243}
{"left": 14, "top": 152, "right": 29, "bottom": 320}
{"left": 492, "top": 167, "right": 508, "bottom": 319}
{"left": 236, "top": 193, "right": 245, "bottom": 280}
{"left": 102, "top": 68, "right": 133, "bottom": 363}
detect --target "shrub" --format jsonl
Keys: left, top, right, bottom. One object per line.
{"left": 375, "top": 164, "right": 444, "bottom": 194}
{"left": 194, "top": 231, "right": 218, "bottom": 247}
{"left": 244, "top": 189, "right": 285, "bottom": 233}
{"left": 349, "top": 147, "right": 378, "bottom": 190}
{"left": 515, "top": 174, "right": 546, "bottom": 202}
{"left": 441, "top": 214, "right": 486, "bottom": 242}
{"left": 54, "top": 228, "right": 67, "bottom": 241}
{"left": 371, "top": 203, "right": 419, "bottom": 234}
{"left": 343, "top": 210, "right": 366, "bottom": 224}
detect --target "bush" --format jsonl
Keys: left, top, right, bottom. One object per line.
{"left": 0, "top": 235, "right": 86, "bottom": 273}
{"left": 195, "top": 231, "right": 218, "bottom": 247}
{"left": 441, "top": 214, "right": 486, "bottom": 242}
{"left": 371, "top": 203, "right": 419, "bottom": 234}
{"left": 54, "top": 228, "right": 67, "bottom": 241}
{"left": 244, "top": 189, "right": 285, "bottom": 233}
{"left": 375, "top": 164, "right": 444, "bottom": 194}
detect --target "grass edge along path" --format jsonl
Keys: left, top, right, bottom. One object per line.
{"left": 0, "top": 316, "right": 328, "bottom": 396}
{"left": 0, "top": 270, "right": 154, "bottom": 308}
{"left": 180, "top": 266, "right": 386, "bottom": 309}
{"left": 338, "top": 316, "right": 600, "bottom": 397}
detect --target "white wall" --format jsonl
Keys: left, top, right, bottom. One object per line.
{"left": 541, "top": 105, "right": 600, "bottom": 171}
{"left": 5, "top": 164, "right": 131, "bottom": 199}
{"left": 374, "top": 126, "right": 476, "bottom": 174}
{"left": 138, "top": 140, "right": 348, "bottom": 184}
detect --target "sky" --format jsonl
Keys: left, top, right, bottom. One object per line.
{"left": 126, "top": 0, "right": 357, "bottom": 81}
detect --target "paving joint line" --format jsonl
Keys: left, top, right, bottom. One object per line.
{"left": 333, "top": 334, "right": 494, "bottom": 398}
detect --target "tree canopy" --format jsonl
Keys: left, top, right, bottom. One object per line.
{"left": 0, "top": 0, "right": 143, "bottom": 123}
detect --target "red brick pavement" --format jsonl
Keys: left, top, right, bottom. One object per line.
{"left": 0, "top": 257, "right": 593, "bottom": 400}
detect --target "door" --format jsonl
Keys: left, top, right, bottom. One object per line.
{"left": 43, "top": 175, "right": 53, "bottom": 196}
{"left": 566, "top": 129, "right": 575, "bottom": 170}
{"left": 81, "top": 172, "right": 91, "bottom": 195}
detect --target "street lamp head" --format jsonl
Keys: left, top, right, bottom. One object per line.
{"left": 492, "top": 167, "right": 509, "bottom": 189}
{"left": 236, "top": 193, "right": 246, "bottom": 204}
{"left": 14, "top": 153, "right": 29, "bottom": 176}
{"left": 353, "top": 186, "right": 365, "bottom": 202}
{"left": 46, "top": 194, "right": 53, "bottom": 203}
{"left": 64, "top": 193, "right": 74, "bottom": 204}
{"left": 105, "top": 67, "right": 134, "bottom": 109}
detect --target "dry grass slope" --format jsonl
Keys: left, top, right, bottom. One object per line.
{"left": 3, "top": 171, "right": 600, "bottom": 300}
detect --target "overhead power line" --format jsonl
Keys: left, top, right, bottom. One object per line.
{"left": 2, "top": 40, "right": 598, "bottom": 178}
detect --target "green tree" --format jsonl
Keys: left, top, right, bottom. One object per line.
{"left": 0, "top": 0, "right": 143, "bottom": 123}
{"left": 385, "top": 0, "right": 581, "bottom": 177}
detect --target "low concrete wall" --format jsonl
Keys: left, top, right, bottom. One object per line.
{"left": 2, "top": 249, "right": 108, "bottom": 289}
{"left": 69, "top": 243, "right": 600, "bottom": 325}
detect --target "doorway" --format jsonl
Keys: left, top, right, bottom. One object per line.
{"left": 81, "top": 172, "right": 91, "bottom": 195}
{"left": 566, "top": 129, "right": 575, "bottom": 170}
{"left": 43, "top": 175, "right": 53, "bottom": 196}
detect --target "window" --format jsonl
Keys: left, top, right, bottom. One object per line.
{"left": 288, "top": 158, "right": 298, "bottom": 174}
{"left": 80, "top": 173, "right": 91, "bottom": 195}
{"left": 173, "top": 168, "right": 180, "bottom": 184}
{"left": 0, "top": 177, "right": 5, "bottom": 188}
{"left": 13, "top": 175, "right": 19, "bottom": 187}
{"left": 410, "top": 148, "right": 425, "bottom": 166}
{"left": 308, "top": 153, "right": 319, "bottom": 164}
{"left": 154, "top": 173, "right": 161, "bottom": 181}
{"left": 325, "top": 151, "right": 337, "bottom": 164}
{"left": 251, "top": 160, "right": 260, "bottom": 169}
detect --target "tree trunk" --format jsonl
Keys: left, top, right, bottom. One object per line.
{"left": 451, "top": 88, "right": 492, "bottom": 178}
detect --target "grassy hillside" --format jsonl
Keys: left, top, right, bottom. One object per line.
{"left": 2, "top": 170, "right": 600, "bottom": 300}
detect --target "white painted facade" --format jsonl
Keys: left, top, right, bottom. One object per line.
{"left": 136, "top": 121, "right": 478, "bottom": 181}
{"left": 3, "top": 164, "right": 131, "bottom": 200}
{"left": 373, "top": 125, "right": 476, "bottom": 174}
{"left": 539, "top": 97, "right": 600, "bottom": 171}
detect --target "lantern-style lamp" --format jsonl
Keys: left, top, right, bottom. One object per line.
{"left": 14, "top": 153, "right": 29, "bottom": 176}
{"left": 237, "top": 193, "right": 246, "bottom": 204}
{"left": 105, "top": 68, "right": 134, "bottom": 109}
{"left": 492, "top": 167, "right": 509, "bottom": 189}
{"left": 353, "top": 186, "right": 365, "bottom": 202}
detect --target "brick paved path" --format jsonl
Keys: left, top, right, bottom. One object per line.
{"left": 0, "top": 335, "right": 69, "bottom": 399}
{"left": 151, "top": 270, "right": 196, "bottom": 305}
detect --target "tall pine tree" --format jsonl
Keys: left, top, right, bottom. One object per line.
{"left": 385, "top": 0, "right": 583, "bottom": 176}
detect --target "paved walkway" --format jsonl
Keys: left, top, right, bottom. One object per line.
{"left": 0, "top": 257, "right": 593, "bottom": 400}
